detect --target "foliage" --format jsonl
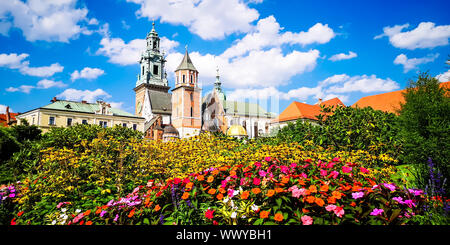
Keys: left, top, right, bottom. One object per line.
{"left": 275, "top": 105, "right": 403, "bottom": 164}
{"left": 10, "top": 119, "right": 42, "bottom": 144}
{"left": 0, "top": 127, "right": 21, "bottom": 164}
{"left": 397, "top": 73, "right": 450, "bottom": 191}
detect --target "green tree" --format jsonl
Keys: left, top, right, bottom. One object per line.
{"left": 397, "top": 72, "right": 450, "bottom": 191}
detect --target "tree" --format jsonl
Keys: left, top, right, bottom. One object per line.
{"left": 397, "top": 72, "right": 450, "bottom": 191}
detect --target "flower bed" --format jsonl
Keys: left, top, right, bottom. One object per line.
{"left": 44, "top": 156, "right": 433, "bottom": 225}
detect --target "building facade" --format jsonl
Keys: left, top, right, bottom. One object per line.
{"left": 16, "top": 99, "right": 145, "bottom": 133}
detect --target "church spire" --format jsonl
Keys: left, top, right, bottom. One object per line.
{"left": 175, "top": 47, "right": 198, "bottom": 72}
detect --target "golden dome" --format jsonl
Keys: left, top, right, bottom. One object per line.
{"left": 226, "top": 124, "right": 247, "bottom": 137}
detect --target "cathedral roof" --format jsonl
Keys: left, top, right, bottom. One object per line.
{"left": 148, "top": 90, "right": 172, "bottom": 115}
{"left": 175, "top": 49, "right": 197, "bottom": 72}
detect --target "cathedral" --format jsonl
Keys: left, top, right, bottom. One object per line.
{"left": 134, "top": 23, "right": 275, "bottom": 141}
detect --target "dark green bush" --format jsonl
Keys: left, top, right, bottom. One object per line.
{"left": 0, "top": 127, "right": 20, "bottom": 164}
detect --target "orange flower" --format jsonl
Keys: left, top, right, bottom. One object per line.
{"left": 275, "top": 187, "right": 284, "bottom": 193}
{"left": 350, "top": 202, "right": 356, "bottom": 207}
{"left": 352, "top": 185, "right": 362, "bottom": 192}
{"left": 212, "top": 170, "right": 219, "bottom": 175}
{"left": 230, "top": 170, "right": 237, "bottom": 176}
{"left": 218, "top": 188, "right": 226, "bottom": 194}
{"left": 298, "top": 179, "right": 306, "bottom": 186}
{"left": 95, "top": 207, "right": 102, "bottom": 215}
{"left": 332, "top": 190, "right": 342, "bottom": 199}
{"left": 128, "top": 208, "right": 136, "bottom": 218}
{"left": 320, "top": 184, "right": 329, "bottom": 192}
{"left": 281, "top": 176, "right": 290, "bottom": 184}
{"left": 241, "top": 191, "right": 250, "bottom": 200}
{"left": 252, "top": 188, "right": 261, "bottom": 194}
{"left": 266, "top": 189, "right": 275, "bottom": 197}
{"left": 85, "top": 221, "right": 93, "bottom": 225}
{"left": 309, "top": 185, "right": 317, "bottom": 193}
{"left": 197, "top": 175, "right": 204, "bottom": 181}
{"left": 181, "top": 192, "right": 190, "bottom": 200}
{"left": 274, "top": 213, "right": 284, "bottom": 222}
{"left": 260, "top": 210, "right": 270, "bottom": 219}
{"left": 219, "top": 166, "right": 228, "bottom": 171}
{"left": 154, "top": 205, "right": 161, "bottom": 212}
{"left": 144, "top": 198, "right": 151, "bottom": 206}
{"left": 185, "top": 182, "right": 194, "bottom": 191}
{"left": 306, "top": 196, "right": 315, "bottom": 203}
{"left": 315, "top": 197, "right": 325, "bottom": 207}
{"left": 84, "top": 210, "right": 91, "bottom": 216}
{"left": 207, "top": 176, "right": 214, "bottom": 183}
{"left": 327, "top": 196, "right": 336, "bottom": 204}
{"left": 302, "top": 208, "right": 310, "bottom": 213}
{"left": 216, "top": 193, "right": 224, "bottom": 200}
{"left": 208, "top": 188, "right": 217, "bottom": 195}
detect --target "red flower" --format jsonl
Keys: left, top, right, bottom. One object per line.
{"left": 205, "top": 209, "right": 214, "bottom": 219}
{"left": 253, "top": 178, "right": 261, "bottom": 186}
{"left": 10, "top": 218, "right": 16, "bottom": 225}
{"left": 173, "top": 178, "right": 182, "bottom": 185}
{"left": 17, "top": 211, "right": 24, "bottom": 217}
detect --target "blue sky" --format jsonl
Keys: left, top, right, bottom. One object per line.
{"left": 1, "top": 0, "right": 449, "bottom": 115}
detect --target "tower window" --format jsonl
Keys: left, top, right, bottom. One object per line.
{"left": 190, "top": 107, "right": 193, "bottom": 117}
{"left": 182, "top": 74, "right": 185, "bottom": 83}
{"left": 153, "top": 41, "right": 157, "bottom": 49}
{"left": 190, "top": 93, "right": 193, "bottom": 101}
{"left": 67, "top": 118, "right": 72, "bottom": 126}
{"left": 142, "top": 66, "right": 144, "bottom": 75}
{"left": 190, "top": 74, "right": 193, "bottom": 84}
{"left": 153, "top": 65, "right": 158, "bottom": 75}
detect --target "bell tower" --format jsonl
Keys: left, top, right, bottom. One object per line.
{"left": 171, "top": 47, "right": 202, "bottom": 138}
{"left": 134, "top": 22, "right": 171, "bottom": 123}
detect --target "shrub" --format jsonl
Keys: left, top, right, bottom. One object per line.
{"left": 397, "top": 73, "right": 450, "bottom": 192}
{"left": 0, "top": 127, "right": 20, "bottom": 164}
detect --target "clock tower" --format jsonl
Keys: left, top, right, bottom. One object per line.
{"left": 134, "top": 22, "right": 172, "bottom": 125}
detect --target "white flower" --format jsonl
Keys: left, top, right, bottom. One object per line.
{"left": 251, "top": 204, "right": 259, "bottom": 212}
{"left": 61, "top": 208, "right": 67, "bottom": 213}
{"left": 231, "top": 212, "right": 237, "bottom": 219}
{"left": 51, "top": 220, "right": 57, "bottom": 225}
{"left": 223, "top": 197, "right": 229, "bottom": 203}
{"left": 75, "top": 209, "right": 81, "bottom": 214}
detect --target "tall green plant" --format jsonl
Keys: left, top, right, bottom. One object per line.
{"left": 397, "top": 72, "right": 450, "bottom": 191}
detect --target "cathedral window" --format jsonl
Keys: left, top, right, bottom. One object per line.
{"left": 153, "top": 65, "right": 158, "bottom": 75}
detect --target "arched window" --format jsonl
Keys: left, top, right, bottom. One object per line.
{"left": 182, "top": 74, "right": 186, "bottom": 83}
{"left": 190, "top": 74, "right": 193, "bottom": 84}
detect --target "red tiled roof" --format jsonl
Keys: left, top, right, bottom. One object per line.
{"left": 352, "top": 81, "right": 450, "bottom": 114}
{"left": 273, "top": 97, "right": 345, "bottom": 123}
{"left": 0, "top": 112, "right": 19, "bottom": 127}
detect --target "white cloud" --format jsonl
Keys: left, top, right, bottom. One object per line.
{"left": 222, "top": 16, "right": 335, "bottom": 59}
{"left": 6, "top": 85, "right": 35, "bottom": 94}
{"left": 109, "top": 101, "right": 124, "bottom": 109}
{"left": 436, "top": 69, "right": 450, "bottom": 82}
{"left": 126, "top": 0, "right": 259, "bottom": 40}
{"left": 71, "top": 67, "right": 105, "bottom": 81}
{"left": 0, "top": 0, "right": 92, "bottom": 42}
{"left": 19, "top": 62, "right": 64, "bottom": 77}
{"left": 0, "top": 53, "right": 29, "bottom": 69}
{"left": 329, "top": 51, "right": 357, "bottom": 61}
{"left": 0, "top": 52, "right": 63, "bottom": 77}
{"left": 375, "top": 22, "right": 450, "bottom": 50}
{"left": 36, "top": 79, "right": 67, "bottom": 89}
{"left": 393, "top": 53, "right": 439, "bottom": 73}
{"left": 96, "top": 37, "right": 146, "bottom": 65}
{"left": 57, "top": 88, "right": 111, "bottom": 103}
{"left": 226, "top": 74, "right": 399, "bottom": 104}
{"left": 0, "top": 104, "right": 12, "bottom": 114}
{"left": 121, "top": 20, "right": 130, "bottom": 30}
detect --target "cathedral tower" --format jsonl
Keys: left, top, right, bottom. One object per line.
{"left": 171, "top": 47, "right": 202, "bottom": 138}
{"left": 134, "top": 22, "right": 172, "bottom": 125}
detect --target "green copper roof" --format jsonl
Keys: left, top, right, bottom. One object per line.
{"left": 221, "top": 99, "right": 275, "bottom": 118}
{"left": 175, "top": 49, "right": 197, "bottom": 72}
{"left": 41, "top": 100, "right": 141, "bottom": 118}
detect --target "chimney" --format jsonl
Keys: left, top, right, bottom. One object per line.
{"left": 6, "top": 106, "right": 10, "bottom": 124}
{"left": 81, "top": 100, "right": 87, "bottom": 104}
{"left": 318, "top": 98, "right": 323, "bottom": 105}
{"left": 51, "top": 97, "right": 57, "bottom": 103}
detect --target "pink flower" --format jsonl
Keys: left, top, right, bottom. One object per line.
{"left": 290, "top": 163, "right": 297, "bottom": 169}
{"left": 253, "top": 178, "right": 261, "bottom": 186}
{"left": 254, "top": 162, "right": 261, "bottom": 168}
{"left": 301, "top": 215, "right": 313, "bottom": 225}
{"left": 325, "top": 205, "right": 337, "bottom": 212}
{"left": 264, "top": 157, "right": 272, "bottom": 162}
{"left": 370, "top": 208, "right": 384, "bottom": 216}
{"left": 326, "top": 162, "right": 335, "bottom": 168}
{"left": 383, "top": 183, "right": 396, "bottom": 192}
{"left": 280, "top": 165, "right": 289, "bottom": 174}
{"left": 393, "top": 196, "right": 404, "bottom": 204}
{"left": 360, "top": 167, "right": 369, "bottom": 174}
{"left": 114, "top": 214, "right": 119, "bottom": 222}
{"left": 334, "top": 206, "right": 345, "bottom": 217}
{"left": 299, "top": 172, "right": 307, "bottom": 178}
{"left": 342, "top": 166, "right": 352, "bottom": 173}
{"left": 320, "top": 170, "right": 328, "bottom": 177}
{"left": 258, "top": 170, "right": 267, "bottom": 177}
{"left": 352, "top": 192, "right": 364, "bottom": 199}
{"left": 332, "top": 157, "right": 340, "bottom": 162}
{"left": 403, "top": 200, "right": 416, "bottom": 208}
{"left": 173, "top": 178, "right": 182, "bottom": 185}
{"left": 329, "top": 171, "right": 339, "bottom": 179}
